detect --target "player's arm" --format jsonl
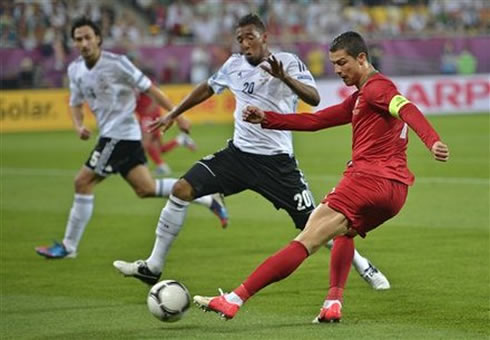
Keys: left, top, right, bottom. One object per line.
{"left": 261, "top": 55, "right": 320, "bottom": 106}
{"left": 70, "top": 105, "right": 91, "bottom": 140}
{"left": 145, "top": 84, "right": 191, "bottom": 133}
{"left": 243, "top": 100, "right": 352, "bottom": 131}
{"left": 148, "top": 81, "right": 214, "bottom": 133}
{"left": 365, "top": 81, "right": 449, "bottom": 162}
{"left": 146, "top": 84, "right": 173, "bottom": 112}
{"left": 397, "top": 101, "right": 449, "bottom": 162}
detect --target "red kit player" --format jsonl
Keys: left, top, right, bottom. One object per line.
{"left": 193, "top": 31, "right": 449, "bottom": 323}
{"left": 135, "top": 83, "right": 196, "bottom": 176}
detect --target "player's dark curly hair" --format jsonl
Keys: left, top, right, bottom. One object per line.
{"left": 330, "top": 31, "right": 369, "bottom": 60}
{"left": 71, "top": 17, "right": 103, "bottom": 46}
{"left": 236, "top": 13, "right": 266, "bottom": 33}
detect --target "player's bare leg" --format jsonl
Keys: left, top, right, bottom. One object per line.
{"left": 194, "top": 204, "right": 350, "bottom": 321}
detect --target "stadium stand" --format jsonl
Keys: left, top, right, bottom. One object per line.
{"left": 0, "top": 0, "right": 489, "bottom": 88}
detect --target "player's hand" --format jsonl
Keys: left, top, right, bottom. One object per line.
{"left": 176, "top": 116, "right": 191, "bottom": 134}
{"left": 261, "top": 55, "right": 287, "bottom": 81}
{"left": 77, "top": 126, "right": 91, "bottom": 140}
{"left": 148, "top": 114, "right": 174, "bottom": 134}
{"left": 431, "top": 141, "right": 449, "bottom": 162}
{"left": 242, "top": 105, "right": 265, "bottom": 124}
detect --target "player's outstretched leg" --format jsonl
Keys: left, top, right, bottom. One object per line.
{"left": 114, "top": 194, "right": 189, "bottom": 284}
{"left": 326, "top": 240, "right": 390, "bottom": 290}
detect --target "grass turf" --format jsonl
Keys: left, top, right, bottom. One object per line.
{"left": 1, "top": 114, "right": 489, "bottom": 339}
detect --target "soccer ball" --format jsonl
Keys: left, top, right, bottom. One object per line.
{"left": 147, "top": 280, "right": 191, "bottom": 322}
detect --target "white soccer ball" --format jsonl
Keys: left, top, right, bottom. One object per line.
{"left": 147, "top": 280, "right": 191, "bottom": 322}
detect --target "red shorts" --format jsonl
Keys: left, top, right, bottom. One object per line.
{"left": 322, "top": 172, "right": 408, "bottom": 238}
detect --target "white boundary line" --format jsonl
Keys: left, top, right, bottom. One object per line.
{"left": 1, "top": 167, "right": 489, "bottom": 185}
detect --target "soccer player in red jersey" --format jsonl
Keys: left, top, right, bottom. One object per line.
{"left": 135, "top": 89, "right": 196, "bottom": 176}
{"left": 193, "top": 31, "right": 450, "bottom": 322}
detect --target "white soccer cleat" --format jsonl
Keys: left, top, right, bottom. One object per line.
{"left": 155, "top": 163, "right": 172, "bottom": 176}
{"left": 177, "top": 133, "right": 196, "bottom": 151}
{"left": 361, "top": 262, "right": 390, "bottom": 290}
{"left": 113, "top": 259, "right": 161, "bottom": 285}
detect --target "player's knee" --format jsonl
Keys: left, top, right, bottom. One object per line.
{"left": 171, "top": 179, "right": 194, "bottom": 202}
{"left": 74, "top": 174, "right": 92, "bottom": 193}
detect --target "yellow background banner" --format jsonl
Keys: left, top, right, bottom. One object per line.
{"left": 0, "top": 86, "right": 312, "bottom": 133}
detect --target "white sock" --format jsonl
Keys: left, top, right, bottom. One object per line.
{"left": 63, "top": 193, "right": 94, "bottom": 253}
{"left": 146, "top": 194, "right": 190, "bottom": 273}
{"left": 326, "top": 239, "right": 370, "bottom": 275}
{"left": 155, "top": 178, "right": 178, "bottom": 197}
{"left": 192, "top": 195, "right": 212, "bottom": 207}
{"left": 224, "top": 292, "right": 243, "bottom": 306}
{"left": 352, "top": 250, "right": 370, "bottom": 275}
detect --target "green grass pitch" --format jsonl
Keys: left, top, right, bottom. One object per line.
{"left": 1, "top": 114, "right": 488, "bottom": 339}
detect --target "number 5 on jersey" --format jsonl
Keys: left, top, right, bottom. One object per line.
{"left": 89, "top": 151, "right": 101, "bottom": 167}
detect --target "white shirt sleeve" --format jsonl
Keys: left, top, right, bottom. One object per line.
{"left": 117, "top": 55, "right": 152, "bottom": 92}
{"left": 207, "top": 59, "right": 230, "bottom": 94}
{"left": 285, "top": 54, "right": 317, "bottom": 89}
{"left": 68, "top": 65, "right": 84, "bottom": 107}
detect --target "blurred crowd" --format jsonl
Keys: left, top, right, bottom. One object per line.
{"left": 1, "top": 0, "right": 489, "bottom": 49}
{"left": 0, "top": 0, "right": 488, "bottom": 88}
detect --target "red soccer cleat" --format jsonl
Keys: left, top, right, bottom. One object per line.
{"left": 193, "top": 293, "right": 240, "bottom": 320}
{"left": 312, "top": 300, "right": 342, "bottom": 323}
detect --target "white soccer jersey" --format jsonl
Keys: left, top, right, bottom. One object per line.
{"left": 208, "top": 52, "right": 316, "bottom": 155}
{"left": 68, "top": 51, "right": 152, "bottom": 140}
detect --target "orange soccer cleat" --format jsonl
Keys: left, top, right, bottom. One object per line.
{"left": 312, "top": 300, "right": 342, "bottom": 323}
{"left": 193, "top": 292, "right": 240, "bottom": 320}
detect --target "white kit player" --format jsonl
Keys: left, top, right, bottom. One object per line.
{"left": 114, "top": 14, "right": 390, "bottom": 290}
{"left": 35, "top": 17, "right": 228, "bottom": 259}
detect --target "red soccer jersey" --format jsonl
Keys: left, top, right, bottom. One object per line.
{"left": 262, "top": 73, "right": 440, "bottom": 186}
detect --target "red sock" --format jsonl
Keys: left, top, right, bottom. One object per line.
{"left": 234, "top": 241, "right": 309, "bottom": 302}
{"left": 160, "top": 139, "right": 178, "bottom": 153}
{"left": 326, "top": 235, "right": 354, "bottom": 303}
{"left": 146, "top": 144, "right": 163, "bottom": 165}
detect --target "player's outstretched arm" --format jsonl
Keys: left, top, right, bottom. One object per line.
{"left": 70, "top": 105, "right": 91, "bottom": 140}
{"left": 148, "top": 81, "right": 214, "bottom": 133}
{"left": 243, "top": 102, "right": 352, "bottom": 131}
{"left": 261, "top": 55, "right": 320, "bottom": 106}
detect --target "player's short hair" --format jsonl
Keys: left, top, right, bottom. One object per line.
{"left": 236, "top": 13, "right": 266, "bottom": 33}
{"left": 71, "top": 17, "right": 102, "bottom": 46}
{"left": 330, "top": 31, "right": 369, "bottom": 60}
